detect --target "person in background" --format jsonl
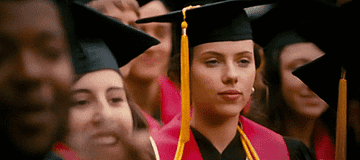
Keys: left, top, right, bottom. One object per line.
{"left": 293, "top": 0, "right": 359, "bottom": 158}
{"left": 87, "top": 0, "right": 180, "bottom": 131}
{"left": 251, "top": 30, "right": 336, "bottom": 159}
{"left": 87, "top": 0, "right": 140, "bottom": 27}
{"left": 0, "top": 0, "right": 75, "bottom": 159}
{"left": 121, "top": 0, "right": 177, "bottom": 126}
{"left": 137, "top": 1, "right": 316, "bottom": 159}
{"left": 248, "top": 1, "right": 338, "bottom": 159}
{"left": 52, "top": 2, "right": 160, "bottom": 160}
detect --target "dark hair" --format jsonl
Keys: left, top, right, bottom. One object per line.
{"left": 248, "top": 31, "right": 336, "bottom": 141}
{"left": 51, "top": 0, "right": 77, "bottom": 53}
{"left": 168, "top": 41, "right": 262, "bottom": 85}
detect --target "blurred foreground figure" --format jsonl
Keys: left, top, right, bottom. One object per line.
{"left": 53, "top": 2, "right": 160, "bottom": 160}
{"left": 0, "top": 0, "right": 74, "bottom": 159}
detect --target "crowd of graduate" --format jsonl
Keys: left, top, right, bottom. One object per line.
{"left": 0, "top": 0, "right": 358, "bottom": 159}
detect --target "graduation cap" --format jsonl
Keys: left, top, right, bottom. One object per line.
{"left": 136, "top": 1, "right": 272, "bottom": 159}
{"left": 69, "top": 1, "right": 160, "bottom": 75}
{"left": 292, "top": 1, "right": 360, "bottom": 159}
{"left": 136, "top": 0, "right": 272, "bottom": 48}
{"left": 137, "top": 0, "right": 192, "bottom": 11}
{"left": 251, "top": 0, "right": 338, "bottom": 49}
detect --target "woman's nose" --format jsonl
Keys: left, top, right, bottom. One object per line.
{"left": 91, "top": 99, "right": 112, "bottom": 126}
{"left": 222, "top": 64, "right": 239, "bottom": 85}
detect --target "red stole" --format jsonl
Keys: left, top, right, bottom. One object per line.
{"left": 158, "top": 76, "right": 181, "bottom": 124}
{"left": 313, "top": 121, "right": 335, "bottom": 160}
{"left": 142, "top": 110, "right": 162, "bottom": 133}
{"left": 141, "top": 76, "right": 181, "bottom": 133}
{"left": 53, "top": 142, "right": 83, "bottom": 160}
{"left": 152, "top": 114, "right": 290, "bottom": 160}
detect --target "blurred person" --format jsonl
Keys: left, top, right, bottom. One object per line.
{"left": 248, "top": 1, "right": 339, "bottom": 159}
{"left": 87, "top": 0, "right": 140, "bottom": 27}
{"left": 87, "top": 0, "right": 179, "bottom": 131}
{"left": 0, "top": 0, "right": 75, "bottom": 159}
{"left": 137, "top": 1, "right": 316, "bottom": 160}
{"left": 293, "top": 0, "right": 360, "bottom": 158}
{"left": 253, "top": 30, "right": 336, "bottom": 159}
{"left": 121, "top": 0, "right": 177, "bottom": 126}
{"left": 52, "top": 2, "right": 160, "bottom": 160}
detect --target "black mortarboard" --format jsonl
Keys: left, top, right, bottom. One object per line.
{"left": 137, "top": 0, "right": 189, "bottom": 11}
{"left": 136, "top": 0, "right": 271, "bottom": 48}
{"left": 137, "top": 0, "right": 152, "bottom": 7}
{"left": 70, "top": 2, "right": 160, "bottom": 75}
{"left": 251, "top": 0, "right": 337, "bottom": 49}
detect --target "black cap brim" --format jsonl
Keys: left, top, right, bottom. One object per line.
{"left": 136, "top": 0, "right": 272, "bottom": 24}
{"left": 71, "top": 2, "right": 160, "bottom": 67}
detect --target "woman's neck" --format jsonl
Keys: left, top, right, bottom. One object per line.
{"left": 190, "top": 108, "right": 239, "bottom": 153}
{"left": 124, "top": 75, "right": 160, "bottom": 117}
{"left": 284, "top": 112, "right": 318, "bottom": 148}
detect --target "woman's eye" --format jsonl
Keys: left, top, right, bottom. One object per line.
{"left": 238, "top": 59, "right": 250, "bottom": 67}
{"left": 108, "top": 97, "right": 124, "bottom": 106}
{"left": 111, "top": 98, "right": 123, "bottom": 103}
{"left": 239, "top": 59, "right": 250, "bottom": 64}
{"left": 76, "top": 100, "right": 88, "bottom": 105}
{"left": 205, "top": 59, "right": 219, "bottom": 67}
{"left": 72, "top": 100, "right": 89, "bottom": 109}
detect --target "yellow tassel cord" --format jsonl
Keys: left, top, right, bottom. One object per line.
{"left": 237, "top": 126, "right": 260, "bottom": 160}
{"left": 174, "top": 5, "right": 200, "bottom": 160}
{"left": 335, "top": 67, "right": 347, "bottom": 160}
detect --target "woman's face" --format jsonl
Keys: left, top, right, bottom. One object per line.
{"left": 190, "top": 40, "right": 256, "bottom": 118}
{"left": 122, "top": 0, "right": 172, "bottom": 79}
{"left": 66, "top": 69, "right": 133, "bottom": 159}
{"left": 280, "top": 42, "right": 329, "bottom": 119}
{"left": 87, "top": 0, "right": 139, "bottom": 27}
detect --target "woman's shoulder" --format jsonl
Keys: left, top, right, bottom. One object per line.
{"left": 283, "top": 137, "right": 317, "bottom": 160}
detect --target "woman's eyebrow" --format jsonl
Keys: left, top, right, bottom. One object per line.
{"left": 71, "top": 89, "right": 91, "bottom": 94}
{"left": 200, "top": 51, "right": 223, "bottom": 57}
{"left": 201, "top": 51, "right": 252, "bottom": 56}
{"left": 235, "top": 51, "right": 253, "bottom": 56}
{"left": 107, "top": 87, "right": 124, "bottom": 92}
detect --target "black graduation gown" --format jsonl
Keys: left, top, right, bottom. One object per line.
{"left": 191, "top": 127, "right": 316, "bottom": 160}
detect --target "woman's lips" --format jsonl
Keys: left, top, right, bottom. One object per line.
{"left": 91, "top": 132, "right": 119, "bottom": 146}
{"left": 218, "top": 90, "right": 242, "bottom": 101}
{"left": 93, "top": 136, "right": 117, "bottom": 146}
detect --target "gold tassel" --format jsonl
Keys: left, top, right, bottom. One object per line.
{"left": 335, "top": 67, "right": 347, "bottom": 160}
{"left": 174, "top": 5, "right": 200, "bottom": 160}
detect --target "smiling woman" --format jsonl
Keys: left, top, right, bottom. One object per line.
{"left": 66, "top": 69, "right": 135, "bottom": 159}
{"left": 51, "top": 2, "right": 160, "bottom": 160}
{"left": 250, "top": 30, "right": 336, "bottom": 160}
